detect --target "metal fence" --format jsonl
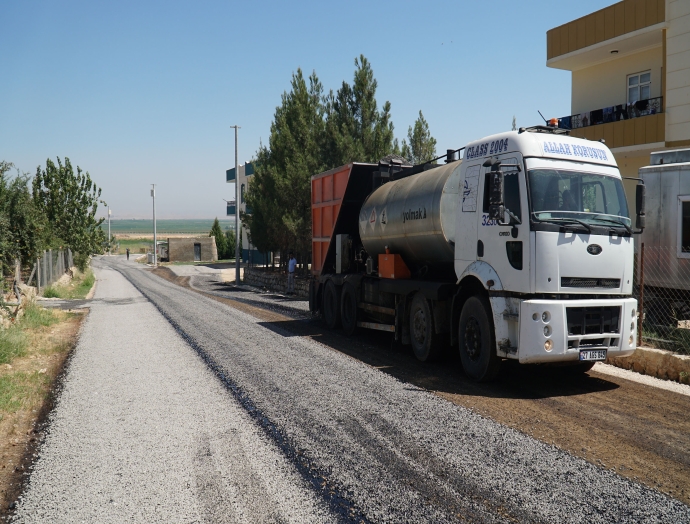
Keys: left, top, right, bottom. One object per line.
{"left": 635, "top": 243, "right": 690, "bottom": 355}
{"left": 24, "top": 249, "right": 74, "bottom": 294}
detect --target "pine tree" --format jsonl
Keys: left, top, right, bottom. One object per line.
{"left": 323, "top": 55, "right": 395, "bottom": 166}
{"left": 401, "top": 111, "right": 437, "bottom": 165}
{"left": 209, "top": 218, "right": 227, "bottom": 259}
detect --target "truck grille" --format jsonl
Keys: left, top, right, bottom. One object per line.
{"left": 561, "top": 277, "right": 620, "bottom": 288}
{"left": 566, "top": 306, "right": 620, "bottom": 335}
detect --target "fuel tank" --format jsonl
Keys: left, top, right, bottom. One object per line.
{"left": 359, "top": 160, "right": 463, "bottom": 275}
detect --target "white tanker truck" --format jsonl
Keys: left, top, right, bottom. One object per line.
{"left": 309, "top": 126, "right": 645, "bottom": 381}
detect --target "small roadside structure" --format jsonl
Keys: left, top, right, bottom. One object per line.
{"left": 167, "top": 237, "right": 217, "bottom": 262}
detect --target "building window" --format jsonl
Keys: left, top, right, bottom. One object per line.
{"left": 627, "top": 71, "right": 651, "bottom": 104}
{"left": 241, "top": 184, "right": 245, "bottom": 204}
{"left": 678, "top": 197, "right": 690, "bottom": 258}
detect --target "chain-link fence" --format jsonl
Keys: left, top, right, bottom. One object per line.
{"left": 24, "top": 249, "right": 74, "bottom": 294}
{"left": 634, "top": 243, "right": 690, "bottom": 355}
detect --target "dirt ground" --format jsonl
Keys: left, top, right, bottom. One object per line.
{"left": 151, "top": 266, "right": 690, "bottom": 506}
{"left": 0, "top": 310, "right": 86, "bottom": 516}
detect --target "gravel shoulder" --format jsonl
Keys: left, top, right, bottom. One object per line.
{"left": 12, "top": 259, "right": 333, "bottom": 523}
{"left": 103, "top": 257, "right": 690, "bottom": 523}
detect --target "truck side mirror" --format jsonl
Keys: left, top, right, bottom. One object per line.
{"left": 635, "top": 183, "right": 646, "bottom": 231}
{"left": 488, "top": 171, "right": 505, "bottom": 222}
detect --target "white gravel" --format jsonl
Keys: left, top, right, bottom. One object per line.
{"left": 102, "top": 257, "right": 690, "bottom": 523}
{"left": 12, "top": 259, "right": 333, "bottom": 523}
{"left": 593, "top": 362, "right": 690, "bottom": 397}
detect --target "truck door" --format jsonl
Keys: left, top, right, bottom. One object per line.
{"left": 477, "top": 154, "right": 529, "bottom": 292}
{"left": 455, "top": 163, "right": 482, "bottom": 271}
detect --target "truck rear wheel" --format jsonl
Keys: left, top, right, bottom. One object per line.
{"left": 340, "top": 282, "right": 359, "bottom": 336}
{"left": 323, "top": 280, "right": 341, "bottom": 329}
{"left": 309, "top": 279, "right": 317, "bottom": 313}
{"left": 409, "top": 292, "right": 441, "bottom": 362}
{"left": 458, "top": 296, "right": 500, "bottom": 382}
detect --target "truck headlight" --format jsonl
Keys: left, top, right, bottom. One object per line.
{"left": 543, "top": 325, "right": 552, "bottom": 337}
{"left": 631, "top": 322, "right": 635, "bottom": 332}
{"left": 542, "top": 311, "right": 551, "bottom": 323}
{"left": 629, "top": 335, "right": 634, "bottom": 346}
{"left": 631, "top": 308, "right": 636, "bottom": 318}
{"left": 544, "top": 340, "right": 553, "bottom": 351}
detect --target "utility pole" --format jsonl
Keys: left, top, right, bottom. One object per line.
{"left": 108, "top": 206, "right": 111, "bottom": 255}
{"left": 151, "top": 184, "right": 157, "bottom": 267}
{"left": 230, "top": 125, "right": 241, "bottom": 285}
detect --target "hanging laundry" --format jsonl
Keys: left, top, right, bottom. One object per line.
{"left": 603, "top": 106, "right": 614, "bottom": 123}
{"left": 590, "top": 109, "right": 602, "bottom": 125}
{"left": 558, "top": 116, "right": 572, "bottom": 129}
{"left": 615, "top": 105, "right": 628, "bottom": 121}
{"left": 580, "top": 113, "right": 589, "bottom": 127}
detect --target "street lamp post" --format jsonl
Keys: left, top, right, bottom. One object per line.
{"left": 151, "top": 184, "right": 157, "bottom": 267}
{"left": 108, "top": 207, "right": 111, "bottom": 255}
{"left": 230, "top": 125, "right": 240, "bottom": 285}
{"left": 100, "top": 199, "right": 110, "bottom": 255}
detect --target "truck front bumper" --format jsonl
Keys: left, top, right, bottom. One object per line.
{"left": 518, "top": 298, "right": 637, "bottom": 364}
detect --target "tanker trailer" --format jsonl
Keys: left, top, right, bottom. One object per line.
{"left": 310, "top": 127, "right": 642, "bottom": 381}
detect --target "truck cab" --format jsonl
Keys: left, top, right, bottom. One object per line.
{"left": 455, "top": 128, "right": 637, "bottom": 371}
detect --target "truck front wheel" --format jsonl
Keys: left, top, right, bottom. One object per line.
{"left": 458, "top": 296, "right": 501, "bottom": 382}
{"left": 323, "top": 280, "right": 341, "bottom": 329}
{"left": 410, "top": 292, "right": 441, "bottom": 362}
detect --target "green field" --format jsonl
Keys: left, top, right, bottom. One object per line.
{"left": 102, "top": 219, "right": 236, "bottom": 235}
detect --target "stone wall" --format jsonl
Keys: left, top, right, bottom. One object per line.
{"left": 607, "top": 347, "right": 690, "bottom": 384}
{"left": 168, "top": 237, "right": 217, "bottom": 262}
{"left": 243, "top": 267, "right": 309, "bottom": 297}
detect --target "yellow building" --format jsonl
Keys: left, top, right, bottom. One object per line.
{"left": 547, "top": 0, "right": 690, "bottom": 210}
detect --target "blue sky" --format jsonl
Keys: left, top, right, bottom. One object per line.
{"left": 1, "top": 0, "right": 612, "bottom": 219}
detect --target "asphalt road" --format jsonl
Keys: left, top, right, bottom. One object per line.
{"left": 14, "top": 256, "right": 690, "bottom": 522}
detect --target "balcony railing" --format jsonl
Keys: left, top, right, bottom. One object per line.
{"left": 558, "top": 96, "right": 662, "bottom": 130}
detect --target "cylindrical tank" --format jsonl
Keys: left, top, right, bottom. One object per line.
{"left": 359, "top": 160, "right": 463, "bottom": 275}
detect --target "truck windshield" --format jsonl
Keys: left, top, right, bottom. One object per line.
{"left": 528, "top": 169, "right": 631, "bottom": 228}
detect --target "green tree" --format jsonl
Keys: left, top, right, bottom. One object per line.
{"left": 210, "top": 218, "right": 227, "bottom": 259}
{"left": 32, "top": 157, "right": 105, "bottom": 270}
{"left": 0, "top": 161, "right": 48, "bottom": 278}
{"left": 245, "top": 69, "right": 326, "bottom": 263}
{"left": 224, "top": 228, "right": 236, "bottom": 260}
{"left": 400, "top": 111, "right": 437, "bottom": 165}
{"left": 323, "top": 55, "right": 395, "bottom": 166}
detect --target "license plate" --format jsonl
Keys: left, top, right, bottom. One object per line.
{"left": 579, "top": 349, "right": 607, "bottom": 361}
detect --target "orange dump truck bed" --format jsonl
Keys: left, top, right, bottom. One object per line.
{"left": 311, "top": 163, "right": 377, "bottom": 277}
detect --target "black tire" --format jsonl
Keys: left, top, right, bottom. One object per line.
{"left": 323, "top": 280, "right": 341, "bottom": 329}
{"left": 458, "top": 295, "right": 501, "bottom": 382}
{"left": 409, "top": 292, "right": 441, "bottom": 362}
{"left": 309, "top": 279, "right": 317, "bottom": 312}
{"left": 340, "top": 282, "right": 359, "bottom": 336}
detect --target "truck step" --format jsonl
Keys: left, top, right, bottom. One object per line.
{"left": 357, "top": 321, "right": 396, "bottom": 333}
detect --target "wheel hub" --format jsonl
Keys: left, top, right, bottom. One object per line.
{"left": 412, "top": 308, "right": 427, "bottom": 344}
{"left": 464, "top": 317, "right": 481, "bottom": 361}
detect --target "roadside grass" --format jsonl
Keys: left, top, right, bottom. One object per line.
{"left": 0, "top": 372, "right": 50, "bottom": 414}
{"left": 0, "top": 327, "right": 27, "bottom": 365}
{"left": 0, "top": 304, "right": 84, "bottom": 513}
{"left": 0, "top": 304, "right": 61, "bottom": 365}
{"left": 43, "top": 269, "right": 95, "bottom": 299}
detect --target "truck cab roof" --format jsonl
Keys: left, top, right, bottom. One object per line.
{"left": 463, "top": 129, "right": 617, "bottom": 168}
